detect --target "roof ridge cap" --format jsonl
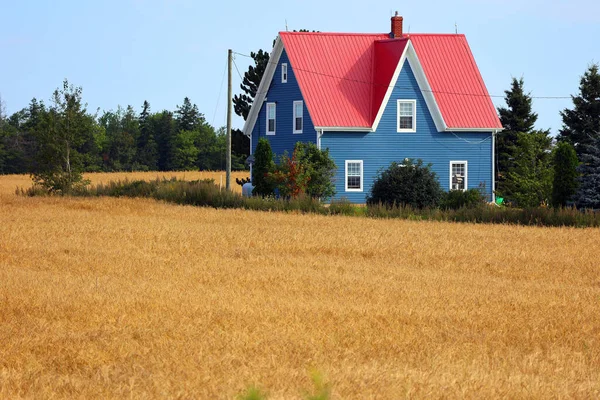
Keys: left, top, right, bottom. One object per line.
{"left": 279, "top": 32, "right": 388, "bottom": 36}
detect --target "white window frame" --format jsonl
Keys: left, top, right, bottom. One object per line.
{"left": 266, "top": 102, "right": 276, "bottom": 135}
{"left": 281, "top": 63, "right": 288, "bottom": 83}
{"left": 397, "top": 99, "right": 417, "bottom": 132}
{"left": 293, "top": 100, "right": 303, "bottom": 134}
{"left": 345, "top": 160, "right": 363, "bottom": 192}
{"left": 450, "top": 161, "right": 468, "bottom": 191}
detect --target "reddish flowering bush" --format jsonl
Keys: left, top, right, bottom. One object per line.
{"left": 267, "top": 148, "right": 311, "bottom": 199}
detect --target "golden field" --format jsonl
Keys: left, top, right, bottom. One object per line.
{"left": 1, "top": 173, "right": 599, "bottom": 398}
{"left": 0, "top": 170, "right": 249, "bottom": 196}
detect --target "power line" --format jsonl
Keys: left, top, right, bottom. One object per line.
{"left": 232, "top": 51, "right": 571, "bottom": 100}
{"left": 232, "top": 56, "right": 245, "bottom": 82}
{"left": 211, "top": 57, "right": 228, "bottom": 127}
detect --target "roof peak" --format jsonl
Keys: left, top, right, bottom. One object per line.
{"left": 279, "top": 32, "right": 466, "bottom": 38}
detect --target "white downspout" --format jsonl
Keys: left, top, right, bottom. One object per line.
{"left": 491, "top": 130, "right": 496, "bottom": 204}
{"left": 249, "top": 132, "right": 252, "bottom": 182}
{"left": 317, "top": 129, "right": 323, "bottom": 150}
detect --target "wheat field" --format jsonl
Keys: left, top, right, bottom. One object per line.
{"left": 1, "top": 173, "right": 599, "bottom": 398}
{"left": 0, "top": 171, "right": 249, "bottom": 197}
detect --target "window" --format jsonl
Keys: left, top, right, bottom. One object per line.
{"left": 281, "top": 63, "right": 288, "bottom": 83}
{"left": 397, "top": 100, "right": 416, "bottom": 132}
{"left": 266, "top": 103, "right": 276, "bottom": 135}
{"left": 293, "top": 101, "right": 303, "bottom": 134}
{"left": 450, "top": 161, "right": 468, "bottom": 191}
{"left": 345, "top": 160, "right": 363, "bottom": 192}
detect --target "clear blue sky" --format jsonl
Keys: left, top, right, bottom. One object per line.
{"left": 1, "top": 0, "right": 599, "bottom": 134}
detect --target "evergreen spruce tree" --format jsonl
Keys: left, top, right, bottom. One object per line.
{"left": 175, "top": 97, "right": 203, "bottom": 132}
{"left": 136, "top": 101, "right": 159, "bottom": 170}
{"left": 557, "top": 64, "right": 600, "bottom": 158}
{"left": 1, "top": 100, "right": 43, "bottom": 174}
{"left": 153, "top": 111, "right": 177, "bottom": 171}
{"left": 575, "top": 138, "right": 600, "bottom": 209}
{"left": 233, "top": 50, "right": 270, "bottom": 120}
{"left": 496, "top": 77, "right": 538, "bottom": 183}
{"left": 551, "top": 142, "right": 579, "bottom": 208}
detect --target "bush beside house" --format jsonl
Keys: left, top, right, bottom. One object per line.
{"left": 367, "top": 159, "right": 443, "bottom": 209}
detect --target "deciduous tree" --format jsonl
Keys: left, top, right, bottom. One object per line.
{"left": 501, "top": 131, "right": 553, "bottom": 207}
{"left": 31, "top": 80, "right": 94, "bottom": 193}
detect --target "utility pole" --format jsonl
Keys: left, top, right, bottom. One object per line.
{"left": 226, "top": 49, "right": 233, "bottom": 191}
{"left": 225, "top": 49, "right": 233, "bottom": 190}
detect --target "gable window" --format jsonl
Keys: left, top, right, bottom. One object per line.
{"left": 345, "top": 160, "right": 363, "bottom": 192}
{"left": 293, "top": 101, "right": 303, "bottom": 134}
{"left": 266, "top": 103, "right": 276, "bottom": 135}
{"left": 281, "top": 63, "right": 288, "bottom": 83}
{"left": 450, "top": 161, "right": 468, "bottom": 191}
{"left": 397, "top": 100, "right": 416, "bottom": 132}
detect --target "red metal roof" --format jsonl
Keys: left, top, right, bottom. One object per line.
{"left": 409, "top": 34, "right": 502, "bottom": 129}
{"left": 280, "top": 32, "right": 388, "bottom": 128}
{"left": 278, "top": 31, "right": 502, "bottom": 130}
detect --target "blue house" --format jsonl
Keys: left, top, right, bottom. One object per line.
{"left": 243, "top": 14, "right": 503, "bottom": 203}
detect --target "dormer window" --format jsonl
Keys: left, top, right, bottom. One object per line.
{"left": 397, "top": 100, "right": 416, "bottom": 132}
{"left": 266, "top": 103, "right": 276, "bottom": 135}
{"left": 281, "top": 63, "right": 288, "bottom": 83}
{"left": 293, "top": 101, "right": 303, "bottom": 134}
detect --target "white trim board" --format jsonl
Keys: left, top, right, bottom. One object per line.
{"left": 372, "top": 40, "right": 446, "bottom": 133}
{"left": 242, "top": 37, "right": 284, "bottom": 138}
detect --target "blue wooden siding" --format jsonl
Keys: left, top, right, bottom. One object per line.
{"left": 251, "top": 50, "right": 316, "bottom": 157}
{"left": 321, "top": 61, "right": 493, "bottom": 203}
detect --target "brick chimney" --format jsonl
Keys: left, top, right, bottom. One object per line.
{"left": 391, "top": 11, "right": 403, "bottom": 38}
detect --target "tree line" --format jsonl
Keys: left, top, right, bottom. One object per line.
{"left": 496, "top": 64, "right": 600, "bottom": 209}
{"left": 2, "top": 41, "right": 599, "bottom": 208}
{"left": 0, "top": 80, "right": 250, "bottom": 180}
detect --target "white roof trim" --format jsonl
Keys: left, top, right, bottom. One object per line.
{"left": 371, "top": 42, "right": 409, "bottom": 132}
{"left": 446, "top": 127, "right": 504, "bottom": 132}
{"left": 372, "top": 40, "right": 447, "bottom": 133}
{"left": 315, "top": 126, "right": 372, "bottom": 132}
{"left": 242, "top": 37, "right": 284, "bottom": 137}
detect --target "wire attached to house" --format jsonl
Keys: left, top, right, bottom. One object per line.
{"left": 232, "top": 51, "right": 572, "bottom": 100}
{"left": 447, "top": 131, "right": 493, "bottom": 144}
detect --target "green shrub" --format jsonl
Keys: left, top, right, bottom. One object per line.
{"left": 440, "top": 188, "right": 486, "bottom": 210}
{"left": 252, "top": 138, "right": 275, "bottom": 197}
{"left": 18, "top": 177, "right": 600, "bottom": 228}
{"left": 293, "top": 142, "right": 336, "bottom": 200}
{"left": 367, "top": 159, "right": 443, "bottom": 209}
